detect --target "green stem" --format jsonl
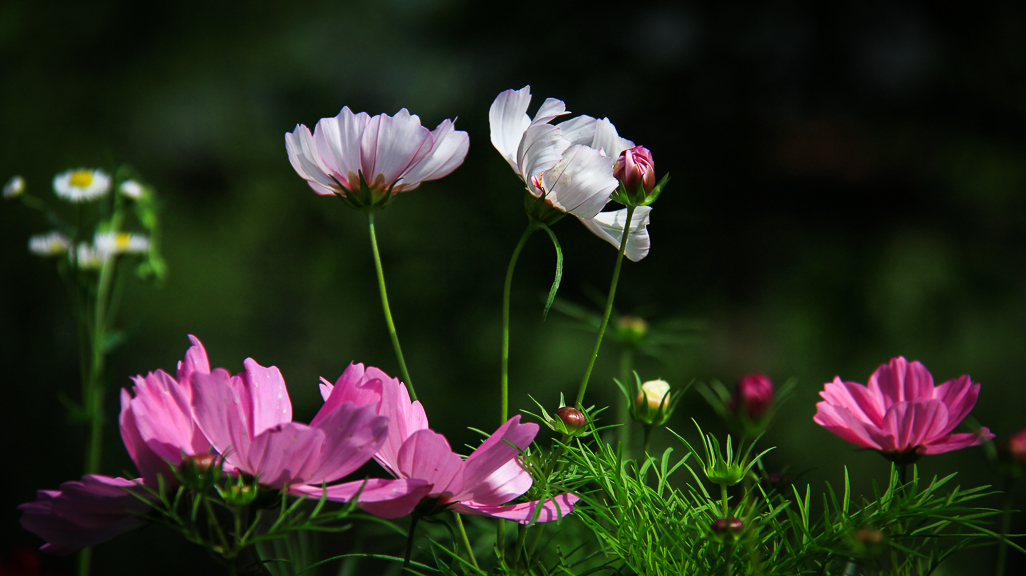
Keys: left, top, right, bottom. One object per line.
{"left": 995, "top": 478, "right": 1014, "bottom": 576}
{"left": 721, "top": 483, "right": 729, "bottom": 518}
{"left": 574, "top": 205, "right": 637, "bottom": 408}
{"left": 404, "top": 514, "right": 420, "bottom": 574}
{"left": 642, "top": 425, "right": 653, "bottom": 457}
{"left": 367, "top": 212, "right": 417, "bottom": 402}
{"left": 618, "top": 347, "right": 634, "bottom": 459}
{"left": 453, "top": 512, "right": 479, "bottom": 570}
{"left": 500, "top": 224, "right": 536, "bottom": 424}
{"left": 77, "top": 548, "right": 92, "bottom": 576}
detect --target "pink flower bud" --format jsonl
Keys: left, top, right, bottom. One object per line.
{"left": 1006, "top": 427, "right": 1026, "bottom": 464}
{"left": 613, "top": 146, "right": 656, "bottom": 194}
{"left": 730, "top": 372, "right": 775, "bottom": 420}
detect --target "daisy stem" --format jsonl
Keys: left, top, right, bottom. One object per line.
{"left": 367, "top": 212, "right": 417, "bottom": 402}
{"left": 619, "top": 347, "right": 634, "bottom": 459}
{"left": 501, "top": 224, "right": 536, "bottom": 424}
{"left": 452, "top": 512, "right": 479, "bottom": 570}
{"left": 574, "top": 205, "right": 637, "bottom": 409}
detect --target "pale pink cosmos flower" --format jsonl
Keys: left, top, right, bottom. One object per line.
{"left": 189, "top": 350, "right": 431, "bottom": 518}
{"left": 285, "top": 107, "right": 469, "bottom": 198}
{"left": 20, "top": 336, "right": 212, "bottom": 554}
{"left": 303, "top": 363, "right": 579, "bottom": 523}
{"left": 814, "top": 356, "right": 994, "bottom": 460}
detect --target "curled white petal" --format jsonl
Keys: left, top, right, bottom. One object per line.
{"left": 578, "top": 206, "right": 653, "bottom": 262}
{"left": 3, "top": 175, "right": 25, "bottom": 198}
{"left": 118, "top": 180, "right": 144, "bottom": 199}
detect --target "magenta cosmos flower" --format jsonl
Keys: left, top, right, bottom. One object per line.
{"left": 285, "top": 107, "right": 469, "bottom": 206}
{"left": 188, "top": 348, "right": 430, "bottom": 518}
{"left": 20, "top": 336, "right": 213, "bottom": 554}
{"left": 814, "top": 357, "right": 994, "bottom": 460}
{"left": 295, "top": 363, "right": 579, "bottom": 523}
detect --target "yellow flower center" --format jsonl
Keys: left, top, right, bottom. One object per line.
{"left": 115, "top": 233, "right": 133, "bottom": 250}
{"left": 69, "top": 170, "right": 94, "bottom": 188}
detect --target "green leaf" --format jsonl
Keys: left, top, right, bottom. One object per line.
{"left": 538, "top": 224, "right": 563, "bottom": 320}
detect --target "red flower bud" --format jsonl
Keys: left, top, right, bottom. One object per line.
{"left": 711, "top": 517, "right": 744, "bottom": 536}
{"left": 613, "top": 146, "right": 656, "bottom": 194}
{"left": 730, "top": 372, "right": 775, "bottom": 420}
{"left": 555, "top": 406, "right": 587, "bottom": 434}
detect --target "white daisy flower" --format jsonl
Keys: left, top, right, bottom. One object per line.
{"left": 28, "top": 231, "right": 71, "bottom": 256}
{"left": 53, "top": 169, "right": 111, "bottom": 202}
{"left": 118, "top": 179, "right": 144, "bottom": 199}
{"left": 3, "top": 175, "right": 25, "bottom": 199}
{"left": 94, "top": 232, "right": 150, "bottom": 256}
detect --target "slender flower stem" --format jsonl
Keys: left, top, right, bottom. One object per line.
{"left": 452, "top": 512, "right": 479, "bottom": 570}
{"left": 642, "top": 425, "right": 654, "bottom": 457}
{"left": 995, "top": 477, "right": 1014, "bottom": 576}
{"left": 574, "top": 205, "right": 637, "bottom": 408}
{"left": 367, "top": 212, "right": 417, "bottom": 401}
{"left": 618, "top": 347, "right": 634, "bottom": 459}
{"left": 721, "top": 484, "right": 729, "bottom": 518}
{"left": 403, "top": 514, "right": 420, "bottom": 574}
{"left": 500, "top": 224, "right": 536, "bottom": 424}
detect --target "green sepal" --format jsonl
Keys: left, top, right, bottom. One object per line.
{"left": 331, "top": 171, "right": 398, "bottom": 213}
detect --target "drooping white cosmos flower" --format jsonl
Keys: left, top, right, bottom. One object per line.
{"left": 94, "top": 232, "right": 150, "bottom": 256}
{"left": 285, "top": 107, "right": 469, "bottom": 208}
{"left": 28, "top": 231, "right": 71, "bottom": 256}
{"left": 3, "top": 175, "right": 25, "bottom": 199}
{"left": 579, "top": 206, "right": 652, "bottom": 262}
{"left": 489, "top": 87, "right": 619, "bottom": 221}
{"left": 53, "top": 169, "right": 111, "bottom": 203}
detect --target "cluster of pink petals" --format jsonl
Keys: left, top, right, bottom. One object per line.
{"left": 299, "top": 363, "right": 579, "bottom": 523}
{"left": 20, "top": 337, "right": 431, "bottom": 554}
{"left": 286, "top": 107, "right": 469, "bottom": 196}
{"left": 489, "top": 86, "right": 652, "bottom": 261}
{"left": 814, "top": 357, "right": 994, "bottom": 457}
{"left": 19, "top": 336, "right": 212, "bottom": 554}
{"left": 189, "top": 350, "right": 430, "bottom": 517}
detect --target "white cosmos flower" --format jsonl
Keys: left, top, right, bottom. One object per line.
{"left": 53, "top": 169, "right": 111, "bottom": 203}
{"left": 489, "top": 86, "right": 618, "bottom": 220}
{"left": 28, "top": 231, "right": 71, "bottom": 256}
{"left": 579, "top": 206, "right": 652, "bottom": 262}
{"left": 285, "top": 107, "right": 469, "bottom": 199}
{"left": 94, "top": 232, "right": 150, "bottom": 256}
{"left": 3, "top": 175, "right": 25, "bottom": 199}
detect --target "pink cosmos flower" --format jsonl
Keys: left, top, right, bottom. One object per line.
{"left": 285, "top": 107, "right": 469, "bottom": 198}
{"left": 303, "top": 363, "right": 579, "bottom": 523}
{"left": 20, "top": 336, "right": 212, "bottom": 554}
{"left": 813, "top": 357, "right": 994, "bottom": 459}
{"left": 188, "top": 350, "right": 431, "bottom": 518}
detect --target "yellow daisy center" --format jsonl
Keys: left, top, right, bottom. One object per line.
{"left": 69, "top": 170, "right": 94, "bottom": 188}
{"left": 115, "top": 233, "right": 132, "bottom": 250}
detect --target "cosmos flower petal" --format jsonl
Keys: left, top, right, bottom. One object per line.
{"left": 290, "top": 478, "right": 432, "bottom": 519}
{"left": 541, "top": 144, "right": 617, "bottom": 218}
{"left": 450, "top": 493, "right": 580, "bottom": 524}
{"left": 578, "top": 206, "right": 652, "bottom": 261}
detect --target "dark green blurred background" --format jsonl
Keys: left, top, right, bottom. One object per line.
{"left": 3, "top": 0, "right": 1026, "bottom": 573}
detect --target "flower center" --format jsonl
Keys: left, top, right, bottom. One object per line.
{"left": 69, "top": 170, "right": 94, "bottom": 188}
{"left": 115, "top": 233, "right": 132, "bottom": 250}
